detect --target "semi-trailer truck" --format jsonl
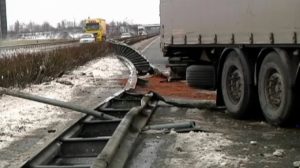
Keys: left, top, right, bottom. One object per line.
{"left": 160, "top": 0, "right": 300, "bottom": 126}
{"left": 84, "top": 18, "right": 106, "bottom": 42}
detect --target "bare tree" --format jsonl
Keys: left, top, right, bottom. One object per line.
{"left": 14, "top": 20, "right": 20, "bottom": 33}
{"left": 57, "top": 23, "right": 61, "bottom": 30}
{"left": 79, "top": 20, "right": 85, "bottom": 28}
{"left": 27, "top": 22, "right": 34, "bottom": 33}
{"left": 60, "top": 20, "right": 66, "bottom": 29}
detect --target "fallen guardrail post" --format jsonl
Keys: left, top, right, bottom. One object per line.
{"left": 143, "top": 121, "right": 195, "bottom": 131}
{"left": 0, "top": 88, "right": 119, "bottom": 120}
{"left": 92, "top": 92, "right": 156, "bottom": 168}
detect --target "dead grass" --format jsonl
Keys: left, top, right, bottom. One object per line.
{"left": 0, "top": 43, "right": 108, "bottom": 88}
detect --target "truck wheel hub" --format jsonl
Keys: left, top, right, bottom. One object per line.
{"left": 226, "top": 67, "right": 242, "bottom": 104}
{"left": 265, "top": 71, "right": 282, "bottom": 109}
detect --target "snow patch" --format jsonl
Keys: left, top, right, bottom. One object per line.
{"left": 0, "top": 55, "right": 128, "bottom": 152}
{"left": 166, "top": 131, "right": 249, "bottom": 168}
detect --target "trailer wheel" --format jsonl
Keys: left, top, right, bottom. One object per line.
{"left": 221, "top": 51, "right": 254, "bottom": 118}
{"left": 258, "top": 52, "right": 295, "bottom": 126}
{"left": 186, "top": 65, "right": 215, "bottom": 90}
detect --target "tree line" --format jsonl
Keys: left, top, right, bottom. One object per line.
{"left": 9, "top": 20, "right": 85, "bottom": 34}
{"left": 8, "top": 19, "right": 143, "bottom": 39}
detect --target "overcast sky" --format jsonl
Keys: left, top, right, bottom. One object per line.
{"left": 6, "top": 0, "right": 160, "bottom": 26}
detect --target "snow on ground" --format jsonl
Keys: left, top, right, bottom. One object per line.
{"left": 0, "top": 55, "right": 129, "bottom": 167}
{"left": 14, "top": 32, "right": 83, "bottom": 40}
{"left": 2, "top": 37, "right": 245, "bottom": 168}
{"left": 167, "top": 131, "right": 249, "bottom": 168}
{"left": 0, "top": 42, "right": 80, "bottom": 57}
{"left": 1, "top": 48, "right": 43, "bottom": 57}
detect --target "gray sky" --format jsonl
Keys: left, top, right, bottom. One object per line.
{"left": 6, "top": 0, "right": 160, "bottom": 26}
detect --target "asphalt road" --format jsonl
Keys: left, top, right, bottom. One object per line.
{"left": 126, "top": 37, "right": 300, "bottom": 168}
{"left": 141, "top": 37, "right": 168, "bottom": 73}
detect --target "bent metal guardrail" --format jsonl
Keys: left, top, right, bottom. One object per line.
{"left": 108, "top": 40, "right": 154, "bottom": 75}
{"left": 21, "top": 91, "right": 159, "bottom": 168}
{"left": 7, "top": 36, "right": 191, "bottom": 168}
{"left": 19, "top": 92, "right": 201, "bottom": 168}
{"left": 11, "top": 40, "right": 156, "bottom": 168}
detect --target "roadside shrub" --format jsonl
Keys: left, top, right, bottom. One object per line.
{"left": 0, "top": 43, "right": 108, "bottom": 88}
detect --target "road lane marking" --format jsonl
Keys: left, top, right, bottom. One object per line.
{"left": 142, "top": 37, "right": 160, "bottom": 54}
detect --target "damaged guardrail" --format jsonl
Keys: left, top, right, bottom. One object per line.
{"left": 92, "top": 93, "right": 156, "bottom": 168}
{"left": 18, "top": 90, "right": 215, "bottom": 167}
{"left": 17, "top": 37, "right": 216, "bottom": 168}
{"left": 22, "top": 91, "right": 159, "bottom": 168}
{"left": 0, "top": 88, "right": 119, "bottom": 120}
{"left": 143, "top": 121, "right": 195, "bottom": 131}
{"left": 108, "top": 40, "right": 154, "bottom": 75}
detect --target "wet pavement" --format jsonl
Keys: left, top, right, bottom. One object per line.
{"left": 140, "top": 37, "right": 168, "bottom": 73}
{"left": 125, "top": 37, "right": 300, "bottom": 168}
{"left": 126, "top": 102, "right": 300, "bottom": 168}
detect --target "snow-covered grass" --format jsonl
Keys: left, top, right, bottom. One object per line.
{"left": 0, "top": 43, "right": 108, "bottom": 88}
{"left": 0, "top": 39, "right": 68, "bottom": 47}
{"left": 5, "top": 32, "right": 83, "bottom": 42}
{"left": 0, "top": 55, "right": 129, "bottom": 167}
{"left": 167, "top": 131, "right": 249, "bottom": 168}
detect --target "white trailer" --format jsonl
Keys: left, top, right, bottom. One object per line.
{"left": 160, "top": 0, "right": 300, "bottom": 126}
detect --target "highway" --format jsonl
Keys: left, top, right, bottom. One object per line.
{"left": 3, "top": 37, "right": 300, "bottom": 168}
{"left": 125, "top": 37, "right": 300, "bottom": 168}
{"left": 141, "top": 37, "right": 168, "bottom": 73}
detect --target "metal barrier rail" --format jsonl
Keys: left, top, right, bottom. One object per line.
{"left": 108, "top": 40, "right": 153, "bottom": 75}
{"left": 19, "top": 92, "right": 202, "bottom": 168}
{"left": 0, "top": 33, "right": 158, "bottom": 54}
{"left": 114, "top": 33, "right": 159, "bottom": 45}
{"left": 0, "top": 88, "right": 119, "bottom": 120}
{"left": 16, "top": 36, "right": 160, "bottom": 168}
{"left": 0, "top": 40, "right": 78, "bottom": 52}
{"left": 22, "top": 91, "right": 158, "bottom": 168}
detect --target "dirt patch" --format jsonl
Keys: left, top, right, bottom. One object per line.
{"left": 134, "top": 75, "right": 216, "bottom": 100}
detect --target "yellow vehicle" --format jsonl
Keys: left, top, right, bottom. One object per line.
{"left": 84, "top": 18, "right": 106, "bottom": 42}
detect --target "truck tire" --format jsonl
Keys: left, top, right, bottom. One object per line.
{"left": 258, "top": 51, "right": 295, "bottom": 126}
{"left": 221, "top": 51, "right": 254, "bottom": 119}
{"left": 186, "top": 65, "right": 215, "bottom": 90}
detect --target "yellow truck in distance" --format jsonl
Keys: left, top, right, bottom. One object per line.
{"left": 84, "top": 18, "right": 106, "bottom": 42}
